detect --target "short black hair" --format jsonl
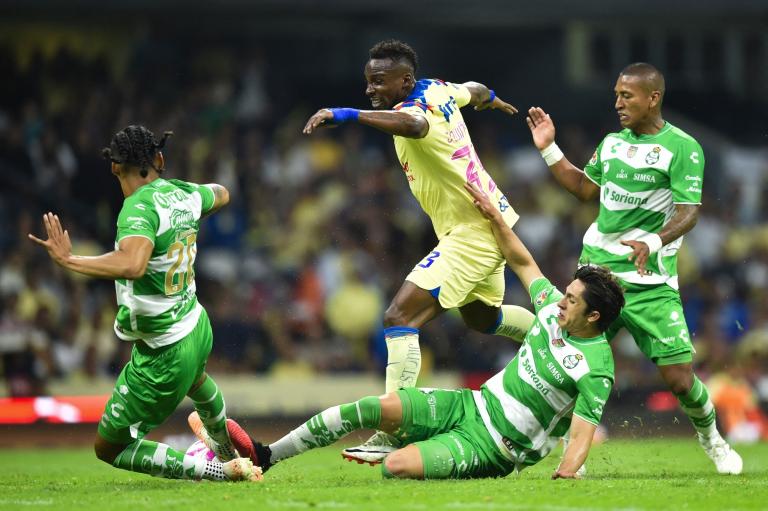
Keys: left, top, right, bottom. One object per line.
{"left": 573, "top": 265, "right": 625, "bottom": 332}
{"left": 620, "top": 62, "right": 666, "bottom": 98}
{"left": 368, "top": 39, "right": 418, "bottom": 73}
{"left": 102, "top": 125, "right": 173, "bottom": 178}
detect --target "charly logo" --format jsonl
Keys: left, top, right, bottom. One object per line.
{"left": 170, "top": 209, "right": 195, "bottom": 230}
{"left": 645, "top": 146, "right": 661, "bottom": 165}
{"left": 562, "top": 353, "right": 583, "bottom": 369}
{"left": 551, "top": 338, "right": 565, "bottom": 348}
{"left": 627, "top": 145, "right": 638, "bottom": 158}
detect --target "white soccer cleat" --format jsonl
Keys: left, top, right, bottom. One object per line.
{"left": 222, "top": 457, "right": 263, "bottom": 482}
{"left": 698, "top": 432, "right": 743, "bottom": 475}
{"left": 188, "top": 411, "right": 238, "bottom": 462}
{"left": 341, "top": 431, "right": 400, "bottom": 465}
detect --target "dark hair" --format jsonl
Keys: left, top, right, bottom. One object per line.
{"left": 573, "top": 265, "right": 625, "bottom": 332}
{"left": 619, "top": 62, "right": 666, "bottom": 97}
{"left": 102, "top": 125, "right": 173, "bottom": 178}
{"left": 368, "top": 39, "right": 418, "bottom": 73}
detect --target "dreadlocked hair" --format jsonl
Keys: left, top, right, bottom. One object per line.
{"left": 102, "top": 125, "right": 173, "bottom": 178}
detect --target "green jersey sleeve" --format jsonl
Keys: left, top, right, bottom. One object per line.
{"left": 167, "top": 179, "right": 216, "bottom": 215}
{"left": 670, "top": 139, "right": 704, "bottom": 204}
{"left": 573, "top": 348, "right": 614, "bottom": 426}
{"left": 448, "top": 82, "right": 472, "bottom": 108}
{"left": 528, "top": 277, "right": 563, "bottom": 314}
{"left": 116, "top": 195, "right": 159, "bottom": 245}
{"left": 583, "top": 139, "right": 605, "bottom": 186}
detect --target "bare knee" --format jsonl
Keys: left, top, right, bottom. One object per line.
{"left": 94, "top": 435, "right": 127, "bottom": 465}
{"left": 383, "top": 302, "right": 411, "bottom": 328}
{"left": 659, "top": 364, "right": 694, "bottom": 395}
{"left": 383, "top": 445, "right": 424, "bottom": 479}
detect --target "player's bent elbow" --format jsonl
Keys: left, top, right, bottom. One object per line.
{"left": 402, "top": 117, "right": 429, "bottom": 139}
{"left": 123, "top": 263, "right": 147, "bottom": 280}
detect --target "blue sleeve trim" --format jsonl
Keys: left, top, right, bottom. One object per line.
{"left": 384, "top": 326, "right": 420, "bottom": 338}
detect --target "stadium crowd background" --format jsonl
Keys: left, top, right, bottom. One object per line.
{"left": 1, "top": 2, "right": 767, "bottom": 439}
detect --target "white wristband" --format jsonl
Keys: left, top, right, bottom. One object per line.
{"left": 540, "top": 142, "right": 564, "bottom": 166}
{"left": 643, "top": 233, "right": 663, "bottom": 254}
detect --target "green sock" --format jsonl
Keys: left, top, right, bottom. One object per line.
{"left": 189, "top": 376, "right": 230, "bottom": 447}
{"left": 269, "top": 396, "right": 382, "bottom": 463}
{"left": 112, "top": 439, "right": 205, "bottom": 480}
{"left": 677, "top": 376, "right": 717, "bottom": 436}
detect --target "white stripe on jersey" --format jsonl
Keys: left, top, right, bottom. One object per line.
{"left": 516, "top": 347, "right": 574, "bottom": 410}
{"left": 115, "top": 282, "right": 197, "bottom": 316}
{"left": 583, "top": 223, "right": 683, "bottom": 257}
{"left": 600, "top": 181, "right": 673, "bottom": 214}
{"left": 114, "top": 302, "right": 203, "bottom": 348}
{"left": 599, "top": 136, "right": 674, "bottom": 173}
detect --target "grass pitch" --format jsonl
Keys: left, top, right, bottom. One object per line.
{"left": 1, "top": 439, "right": 766, "bottom": 511}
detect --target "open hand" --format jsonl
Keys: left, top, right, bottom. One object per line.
{"left": 526, "top": 107, "right": 556, "bottom": 150}
{"left": 475, "top": 96, "right": 518, "bottom": 116}
{"left": 28, "top": 212, "right": 72, "bottom": 268}
{"left": 463, "top": 182, "right": 501, "bottom": 221}
{"left": 620, "top": 239, "right": 651, "bottom": 275}
{"left": 302, "top": 109, "right": 336, "bottom": 134}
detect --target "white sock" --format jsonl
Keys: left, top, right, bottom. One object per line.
{"left": 384, "top": 327, "right": 421, "bottom": 393}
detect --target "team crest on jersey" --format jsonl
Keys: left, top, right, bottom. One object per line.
{"left": 551, "top": 338, "right": 565, "bottom": 348}
{"left": 645, "top": 146, "right": 661, "bottom": 165}
{"left": 627, "top": 145, "right": 638, "bottom": 158}
{"left": 562, "top": 354, "right": 583, "bottom": 369}
{"left": 535, "top": 290, "right": 549, "bottom": 307}
{"left": 589, "top": 151, "right": 597, "bottom": 165}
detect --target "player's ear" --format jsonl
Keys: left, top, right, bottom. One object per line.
{"left": 111, "top": 162, "right": 121, "bottom": 177}
{"left": 649, "top": 90, "right": 662, "bottom": 109}
{"left": 586, "top": 309, "right": 601, "bottom": 326}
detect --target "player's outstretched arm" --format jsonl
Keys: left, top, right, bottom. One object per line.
{"left": 553, "top": 415, "right": 597, "bottom": 480}
{"left": 526, "top": 107, "right": 599, "bottom": 202}
{"left": 462, "top": 82, "right": 518, "bottom": 116}
{"left": 29, "top": 212, "right": 153, "bottom": 280}
{"left": 464, "top": 183, "right": 543, "bottom": 290}
{"left": 302, "top": 108, "right": 428, "bottom": 138}
{"left": 201, "top": 183, "right": 230, "bottom": 218}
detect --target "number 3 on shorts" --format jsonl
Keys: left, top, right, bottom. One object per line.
{"left": 418, "top": 251, "right": 441, "bottom": 268}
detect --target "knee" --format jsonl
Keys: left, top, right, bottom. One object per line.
{"left": 668, "top": 378, "right": 693, "bottom": 396}
{"left": 94, "top": 436, "right": 123, "bottom": 465}
{"left": 383, "top": 451, "right": 410, "bottom": 478}
{"left": 383, "top": 303, "right": 411, "bottom": 328}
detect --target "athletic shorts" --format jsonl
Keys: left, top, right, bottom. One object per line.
{"left": 393, "top": 387, "right": 515, "bottom": 479}
{"left": 98, "top": 309, "right": 213, "bottom": 444}
{"left": 405, "top": 224, "right": 506, "bottom": 310}
{"left": 605, "top": 284, "right": 694, "bottom": 365}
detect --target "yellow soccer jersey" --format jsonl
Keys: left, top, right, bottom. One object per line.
{"left": 393, "top": 79, "right": 518, "bottom": 239}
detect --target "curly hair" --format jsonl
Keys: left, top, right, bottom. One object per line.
{"left": 102, "top": 125, "right": 173, "bottom": 178}
{"left": 573, "top": 265, "right": 625, "bottom": 332}
{"left": 368, "top": 39, "right": 419, "bottom": 73}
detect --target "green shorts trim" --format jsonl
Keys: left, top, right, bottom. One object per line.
{"left": 605, "top": 284, "right": 695, "bottom": 365}
{"left": 98, "top": 309, "right": 213, "bottom": 444}
{"left": 395, "top": 388, "right": 514, "bottom": 479}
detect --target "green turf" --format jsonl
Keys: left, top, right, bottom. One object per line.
{"left": 0, "top": 439, "right": 766, "bottom": 510}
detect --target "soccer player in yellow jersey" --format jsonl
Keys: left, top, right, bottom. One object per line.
{"left": 303, "top": 40, "right": 535, "bottom": 463}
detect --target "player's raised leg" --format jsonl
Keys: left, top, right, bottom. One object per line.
{"left": 658, "top": 362, "right": 742, "bottom": 474}
{"left": 342, "top": 281, "right": 442, "bottom": 463}
{"left": 459, "top": 300, "right": 534, "bottom": 343}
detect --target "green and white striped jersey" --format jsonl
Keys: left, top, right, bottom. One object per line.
{"left": 113, "top": 178, "right": 215, "bottom": 348}
{"left": 474, "top": 277, "right": 614, "bottom": 470}
{"left": 580, "top": 122, "right": 704, "bottom": 289}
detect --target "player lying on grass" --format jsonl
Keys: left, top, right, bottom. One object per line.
{"left": 29, "top": 125, "right": 260, "bottom": 482}
{"left": 191, "top": 183, "right": 624, "bottom": 480}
